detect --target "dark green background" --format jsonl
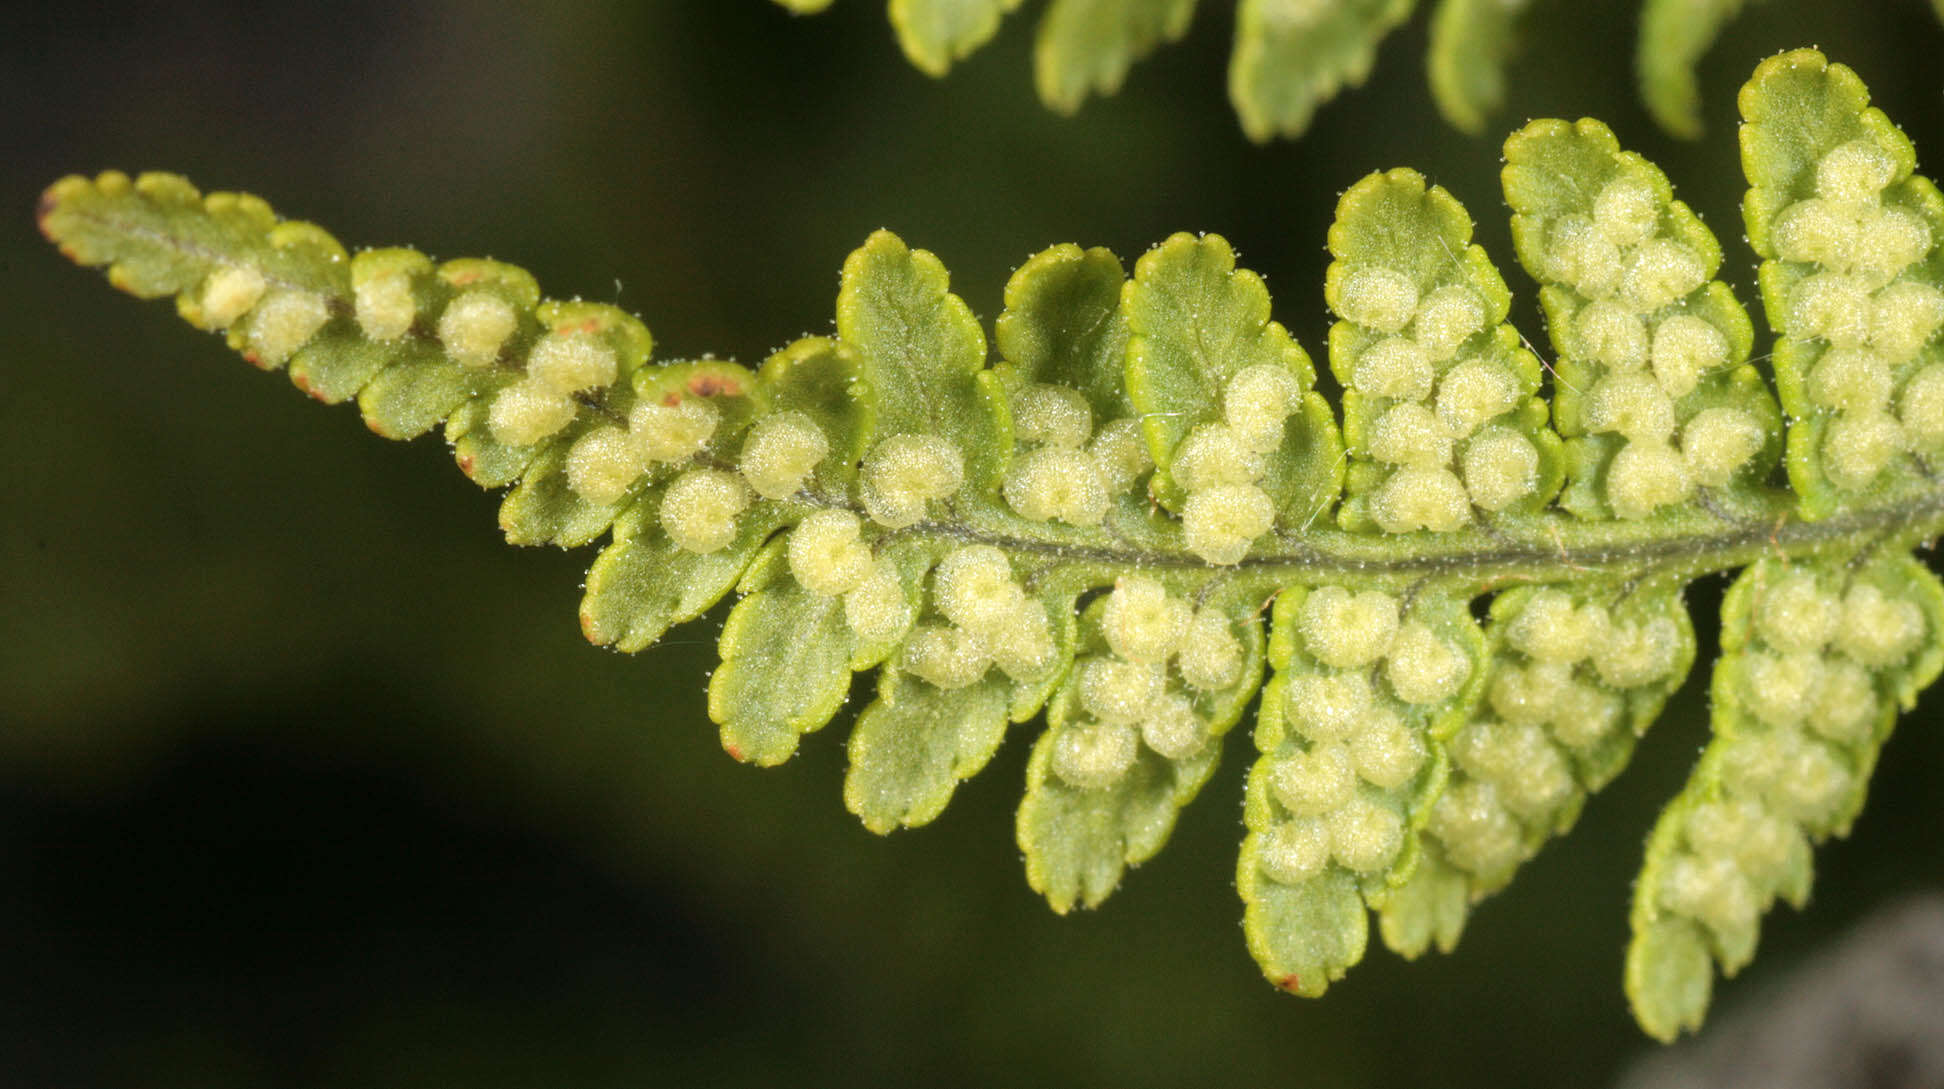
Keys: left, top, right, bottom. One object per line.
{"left": 3, "top": 3, "right": 1941, "bottom": 1086}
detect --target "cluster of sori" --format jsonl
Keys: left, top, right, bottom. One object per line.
{"left": 1330, "top": 174, "right": 1549, "bottom": 534}
{"left": 893, "top": 544, "right": 1058, "bottom": 690}
{"left": 1000, "top": 383, "right": 1151, "bottom": 527}
{"left": 1166, "top": 364, "right": 1306, "bottom": 564}
{"left": 1252, "top": 587, "right": 1471, "bottom": 887}
{"left": 1511, "top": 123, "right": 1772, "bottom": 518}
{"left": 1427, "top": 587, "right": 1687, "bottom": 888}
{"left": 1768, "top": 139, "right": 1944, "bottom": 489}
{"left": 190, "top": 258, "right": 327, "bottom": 367}
{"left": 1045, "top": 577, "right": 1245, "bottom": 790}
{"left": 1640, "top": 559, "right": 1931, "bottom": 975}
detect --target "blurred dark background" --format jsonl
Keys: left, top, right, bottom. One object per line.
{"left": 3, "top": 3, "right": 1942, "bottom": 1086}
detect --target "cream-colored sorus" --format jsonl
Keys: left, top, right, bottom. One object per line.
{"left": 1224, "top": 364, "right": 1302, "bottom": 453}
{"left": 1836, "top": 581, "right": 1926, "bottom": 666}
{"left": 1681, "top": 408, "right": 1767, "bottom": 487}
{"left": 1412, "top": 286, "right": 1489, "bottom": 362}
{"left": 1282, "top": 671, "right": 1374, "bottom": 742}
{"left": 1336, "top": 267, "right": 1420, "bottom": 334}
{"left": 194, "top": 265, "right": 267, "bottom": 330}
{"left": 931, "top": 545, "right": 1027, "bottom": 639}
{"left": 1269, "top": 742, "right": 1356, "bottom": 817}
{"left": 1648, "top": 314, "right": 1728, "bottom": 396}
{"left": 1591, "top": 173, "right": 1660, "bottom": 247}
{"left": 1138, "top": 693, "right": 1207, "bottom": 760}
{"left": 843, "top": 558, "right": 912, "bottom": 644}
{"left": 1435, "top": 360, "right": 1520, "bottom": 439}
{"left": 860, "top": 434, "right": 964, "bottom": 528}
{"left": 1604, "top": 441, "right": 1692, "bottom": 521}
{"left": 1051, "top": 721, "right": 1139, "bottom": 791}
{"left": 631, "top": 398, "right": 719, "bottom": 463}
{"left": 1087, "top": 418, "right": 1154, "bottom": 496}
{"left": 1427, "top": 778, "right": 1523, "bottom": 877}
{"left": 1385, "top": 620, "right": 1469, "bottom": 704}
{"left": 246, "top": 290, "right": 330, "bottom": 365}
{"left": 353, "top": 267, "right": 417, "bottom": 342}
{"left": 1181, "top": 482, "right": 1273, "bottom": 565}
{"left": 902, "top": 623, "right": 993, "bottom": 690}
{"left": 1506, "top": 589, "right": 1604, "bottom": 663}
{"left": 1258, "top": 816, "right": 1332, "bottom": 884}
{"left": 739, "top": 411, "right": 829, "bottom": 499}
{"left": 1459, "top": 428, "right": 1541, "bottom": 512}
{"left": 1370, "top": 465, "right": 1471, "bottom": 533}
{"left": 1171, "top": 423, "right": 1265, "bottom": 490}
{"left": 1354, "top": 338, "right": 1436, "bottom": 401}
{"left": 437, "top": 290, "right": 518, "bottom": 368}
{"left": 1901, "top": 365, "right": 1944, "bottom": 447}
{"left": 488, "top": 380, "right": 578, "bottom": 447}
{"left": 1010, "top": 384, "right": 1092, "bottom": 450}
{"left": 659, "top": 468, "right": 750, "bottom": 554}
{"left": 1326, "top": 796, "right": 1406, "bottom": 873}
{"left": 1175, "top": 608, "right": 1243, "bottom": 691}
{"left": 525, "top": 332, "right": 618, "bottom": 395}
{"left": 1451, "top": 719, "right": 1574, "bottom": 821}
{"left": 1002, "top": 447, "right": 1109, "bottom": 526}
{"left": 1078, "top": 656, "right": 1165, "bottom": 725}
{"left": 1297, "top": 587, "right": 1399, "bottom": 670}
{"left": 1100, "top": 577, "right": 1190, "bottom": 664}
{"left": 565, "top": 426, "right": 653, "bottom": 506}
{"left": 1346, "top": 708, "right": 1427, "bottom": 790}
{"left": 786, "top": 509, "right": 873, "bottom": 597}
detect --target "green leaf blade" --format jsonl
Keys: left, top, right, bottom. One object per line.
{"left": 1504, "top": 116, "right": 1779, "bottom": 521}
{"left": 1326, "top": 168, "right": 1562, "bottom": 533}
{"left": 996, "top": 242, "right": 1132, "bottom": 421}
{"left": 1228, "top": 0, "right": 1415, "bottom": 142}
{"left": 710, "top": 543, "right": 860, "bottom": 767}
{"left": 1626, "top": 552, "right": 1944, "bottom": 1039}
{"left": 838, "top": 230, "right": 1007, "bottom": 491}
{"left": 1242, "top": 584, "right": 1484, "bottom": 993}
{"left": 1425, "top": 0, "right": 1531, "bottom": 134}
{"left": 1034, "top": 0, "right": 1197, "bottom": 113}
{"left": 1739, "top": 49, "right": 1944, "bottom": 517}
{"left": 888, "top": 0, "right": 1026, "bottom": 76}
{"left": 1019, "top": 584, "right": 1265, "bottom": 911}
{"left": 844, "top": 670, "right": 1014, "bottom": 833}
{"left": 1638, "top": 0, "right": 1758, "bottom": 139}
{"left": 1125, "top": 232, "right": 1341, "bottom": 537}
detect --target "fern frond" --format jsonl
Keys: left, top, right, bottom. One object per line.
{"left": 38, "top": 47, "right": 1944, "bottom": 1040}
